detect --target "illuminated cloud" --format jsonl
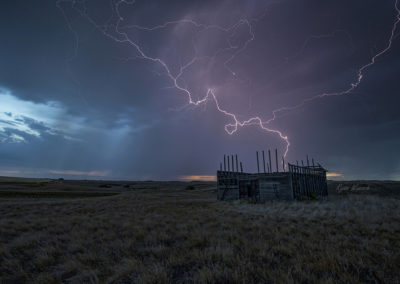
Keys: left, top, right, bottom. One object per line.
{"left": 0, "top": 1, "right": 399, "bottom": 180}
{"left": 0, "top": 89, "right": 81, "bottom": 143}
{"left": 0, "top": 170, "right": 21, "bottom": 176}
{"left": 327, "top": 173, "right": 343, "bottom": 178}
{"left": 49, "top": 170, "right": 109, "bottom": 177}
{"left": 179, "top": 175, "right": 216, "bottom": 181}
{"left": 0, "top": 89, "right": 148, "bottom": 145}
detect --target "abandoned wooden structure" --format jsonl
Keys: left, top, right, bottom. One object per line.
{"left": 217, "top": 151, "right": 328, "bottom": 202}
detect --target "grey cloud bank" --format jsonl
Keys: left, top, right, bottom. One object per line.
{"left": 0, "top": 0, "right": 399, "bottom": 180}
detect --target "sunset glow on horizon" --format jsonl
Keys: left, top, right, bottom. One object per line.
{"left": 179, "top": 175, "right": 217, "bottom": 182}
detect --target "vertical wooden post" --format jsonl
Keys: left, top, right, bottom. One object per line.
{"left": 224, "top": 155, "right": 226, "bottom": 171}
{"left": 262, "top": 151, "right": 266, "bottom": 173}
{"left": 236, "top": 155, "right": 239, "bottom": 173}
{"left": 256, "top": 151, "right": 260, "bottom": 173}
{"left": 307, "top": 155, "right": 310, "bottom": 167}
{"left": 228, "top": 155, "right": 230, "bottom": 172}
{"left": 231, "top": 155, "right": 234, "bottom": 172}
{"left": 267, "top": 163, "right": 269, "bottom": 173}
{"left": 240, "top": 162, "right": 243, "bottom": 173}
{"left": 282, "top": 156, "right": 285, "bottom": 172}
{"left": 275, "top": 148, "right": 278, "bottom": 173}
{"left": 268, "top": 150, "right": 272, "bottom": 173}
{"left": 235, "top": 154, "right": 239, "bottom": 172}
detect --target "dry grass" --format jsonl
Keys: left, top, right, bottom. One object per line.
{"left": 0, "top": 181, "right": 399, "bottom": 283}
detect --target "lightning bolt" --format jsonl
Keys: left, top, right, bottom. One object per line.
{"left": 56, "top": 0, "right": 89, "bottom": 107}
{"left": 284, "top": 29, "right": 355, "bottom": 63}
{"left": 266, "top": 0, "right": 400, "bottom": 127}
{"left": 57, "top": 0, "right": 400, "bottom": 160}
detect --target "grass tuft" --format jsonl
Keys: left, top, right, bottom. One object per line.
{"left": 0, "top": 181, "right": 399, "bottom": 282}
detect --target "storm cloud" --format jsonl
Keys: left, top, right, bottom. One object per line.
{"left": 0, "top": 0, "right": 399, "bottom": 180}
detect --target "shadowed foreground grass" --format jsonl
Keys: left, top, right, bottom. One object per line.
{"left": 0, "top": 183, "right": 399, "bottom": 283}
{"left": 0, "top": 191, "right": 118, "bottom": 198}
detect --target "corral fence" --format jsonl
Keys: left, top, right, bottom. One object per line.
{"left": 288, "top": 163, "right": 328, "bottom": 199}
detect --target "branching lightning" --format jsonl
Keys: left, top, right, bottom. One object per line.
{"left": 266, "top": 0, "right": 400, "bottom": 128}
{"left": 57, "top": 0, "right": 400, "bottom": 159}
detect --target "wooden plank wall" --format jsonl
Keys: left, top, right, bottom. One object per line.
{"left": 288, "top": 164, "right": 328, "bottom": 199}
{"left": 258, "top": 175, "right": 292, "bottom": 201}
{"left": 217, "top": 171, "right": 246, "bottom": 200}
{"left": 217, "top": 161, "right": 328, "bottom": 201}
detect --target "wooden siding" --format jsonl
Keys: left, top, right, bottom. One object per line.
{"left": 217, "top": 151, "right": 328, "bottom": 202}
{"left": 258, "top": 174, "right": 293, "bottom": 201}
{"left": 288, "top": 164, "right": 328, "bottom": 199}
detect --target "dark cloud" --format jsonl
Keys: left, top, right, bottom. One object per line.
{"left": 0, "top": 0, "right": 399, "bottom": 180}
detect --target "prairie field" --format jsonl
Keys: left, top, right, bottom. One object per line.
{"left": 0, "top": 178, "right": 399, "bottom": 283}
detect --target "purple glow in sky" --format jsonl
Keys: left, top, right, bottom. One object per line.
{"left": 1, "top": 0, "right": 400, "bottom": 180}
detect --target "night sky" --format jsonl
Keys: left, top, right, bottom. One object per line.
{"left": 1, "top": 0, "right": 399, "bottom": 181}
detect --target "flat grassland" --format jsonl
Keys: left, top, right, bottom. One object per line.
{"left": 0, "top": 178, "right": 399, "bottom": 283}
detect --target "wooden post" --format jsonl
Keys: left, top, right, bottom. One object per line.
{"left": 224, "top": 155, "right": 226, "bottom": 171}
{"left": 262, "top": 151, "right": 266, "bottom": 173}
{"left": 267, "top": 163, "right": 269, "bottom": 173}
{"left": 282, "top": 156, "right": 285, "bottom": 172}
{"left": 268, "top": 150, "right": 272, "bottom": 173}
{"left": 228, "top": 156, "right": 230, "bottom": 172}
{"left": 256, "top": 151, "right": 260, "bottom": 173}
{"left": 307, "top": 155, "right": 310, "bottom": 167}
{"left": 240, "top": 162, "right": 243, "bottom": 173}
{"left": 236, "top": 155, "right": 239, "bottom": 173}
{"left": 231, "top": 155, "right": 234, "bottom": 172}
{"left": 275, "top": 148, "right": 278, "bottom": 173}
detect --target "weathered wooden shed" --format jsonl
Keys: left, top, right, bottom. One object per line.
{"left": 217, "top": 151, "right": 328, "bottom": 202}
